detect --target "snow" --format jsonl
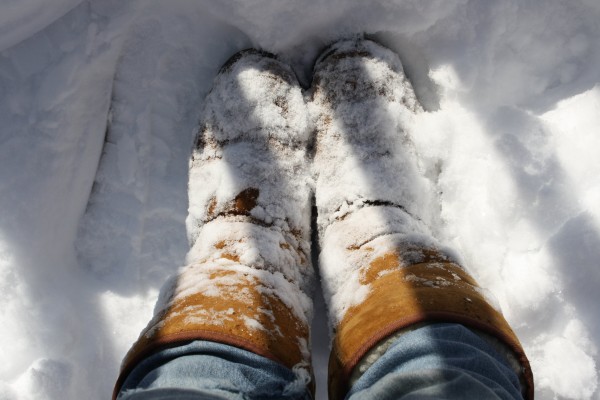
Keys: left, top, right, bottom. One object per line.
{"left": 0, "top": 0, "right": 83, "bottom": 52}
{"left": 1, "top": 1, "right": 599, "bottom": 399}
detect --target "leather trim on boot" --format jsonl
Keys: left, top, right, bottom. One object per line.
{"left": 113, "top": 266, "right": 313, "bottom": 399}
{"left": 328, "top": 252, "right": 534, "bottom": 400}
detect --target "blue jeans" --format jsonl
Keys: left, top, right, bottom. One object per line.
{"left": 118, "top": 323, "right": 523, "bottom": 399}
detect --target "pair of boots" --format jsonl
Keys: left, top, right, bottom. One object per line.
{"left": 114, "top": 39, "right": 533, "bottom": 399}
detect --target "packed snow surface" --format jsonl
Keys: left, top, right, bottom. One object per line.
{"left": 1, "top": 1, "right": 600, "bottom": 399}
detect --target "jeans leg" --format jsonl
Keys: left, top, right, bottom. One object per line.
{"left": 346, "top": 323, "right": 524, "bottom": 400}
{"left": 117, "top": 341, "right": 312, "bottom": 400}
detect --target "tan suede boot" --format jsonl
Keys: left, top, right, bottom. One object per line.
{"left": 113, "top": 50, "right": 315, "bottom": 398}
{"left": 309, "top": 39, "right": 533, "bottom": 400}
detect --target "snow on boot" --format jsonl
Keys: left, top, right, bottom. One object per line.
{"left": 309, "top": 39, "right": 533, "bottom": 400}
{"left": 114, "top": 49, "right": 315, "bottom": 397}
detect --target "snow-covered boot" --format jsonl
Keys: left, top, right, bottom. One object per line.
{"left": 309, "top": 39, "right": 533, "bottom": 400}
{"left": 114, "top": 50, "right": 315, "bottom": 397}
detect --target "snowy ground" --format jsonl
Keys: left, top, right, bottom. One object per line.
{"left": 1, "top": 1, "right": 600, "bottom": 399}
